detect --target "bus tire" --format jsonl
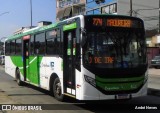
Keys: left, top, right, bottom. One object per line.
{"left": 16, "top": 69, "right": 23, "bottom": 86}
{"left": 53, "top": 78, "right": 64, "bottom": 101}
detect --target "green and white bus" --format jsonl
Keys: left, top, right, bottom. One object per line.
{"left": 5, "top": 14, "right": 148, "bottom": 101}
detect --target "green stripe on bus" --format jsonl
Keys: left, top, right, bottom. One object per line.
{"left": 10, "top": 56, "right": 43, "bottom": 85}
{"left": 61, "top": 60, "right": 63, "bottom": 71}
{"left": 96, "top": 80, "right": 143, "bottom": 91}
{"left": 7, "top": 23, "right": 58, "bottom": 41}
{"left": 10, "top": 56, "right": 24, "bottom": 75}
{"left": 63, "top": 23, "right": 77, "bottom": 31}
{"left": 95, "top": 75, "right": 144, "bottom": 83}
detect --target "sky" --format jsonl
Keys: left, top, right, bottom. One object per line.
{"left": 0, "top": 0, "right": 56, "bottom": 40}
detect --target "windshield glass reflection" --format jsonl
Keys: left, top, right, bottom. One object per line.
{"left": 83, "top": 31, "right": 146, "bottom": 68}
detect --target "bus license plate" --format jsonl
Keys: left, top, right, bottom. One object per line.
{"left": 116, "top": 94, "right": 130, "bottom": 99}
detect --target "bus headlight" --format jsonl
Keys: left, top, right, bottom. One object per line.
{"left": 84, "top": 75, "right": 96, "bottom": 87}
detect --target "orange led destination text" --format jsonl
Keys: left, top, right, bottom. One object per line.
{"left": 93, "top": 18, "right": 103, "bottom": 26}
{"left": 107, "top": 19, "right": 132, "bottom": 27}
{"left": 89, "top": 57, "right": 114, "bottom": 64}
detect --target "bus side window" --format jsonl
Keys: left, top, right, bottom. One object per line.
{"left": 30, "top": 35, "right": 34, "bottom": 55}
{"left": 15, "top": 38, "right": 22, "bottom": 55}
{"left": 5, "top": 41, "right": 11, "bottom": 55}
{"left": 26, "top": 49, "right": 29, "bottom": 57}
{"left": 46, "top": 29, "right": 61, "bottom": 55}
{"left": 35, "top": 33, "right": 45, "bottom": 55}
{"left": 35, "top": 41, "right": 40, "bottom": 54}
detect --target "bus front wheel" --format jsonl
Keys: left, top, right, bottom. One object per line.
{"left": 16, "top": 69, "right": 23, "bottom": 86}
{"left": 53, "top": 78, "right": 64, "bottom": 101}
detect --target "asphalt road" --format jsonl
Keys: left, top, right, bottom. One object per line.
{"left": 0, "top": 65, "right": 160, "bottom": 113}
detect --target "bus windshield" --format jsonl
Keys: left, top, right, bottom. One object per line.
{"left": 83, "top": 30, "right": 146, "bottom": 68}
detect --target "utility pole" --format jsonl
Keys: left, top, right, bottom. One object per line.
{"left": 30, "top": 0, "right": 33, "bottom": 28}
{"left": 158, "top": 0, "right": 160, "bottom": 34}
{"left": 130, "top": 0, "right": 132, "bottom": 16}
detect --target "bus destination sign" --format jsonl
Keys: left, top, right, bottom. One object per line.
{"left": 92, "top": 18, "right": 142, "bottom": 28}
{"left": 107, "top": 19, "right": 131, "bottom": 27}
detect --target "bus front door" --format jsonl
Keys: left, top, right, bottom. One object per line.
{"left": 23, "top": 35, "right": 39, "bottom": 85}
{"left": 63, "top": 29, "right": 77, "bottom": 96}
{"left": 28, "top": 35, "right": 39, "bottom": 85}
{"left": 23, "top": 38, "right": 29, "bottom": 81}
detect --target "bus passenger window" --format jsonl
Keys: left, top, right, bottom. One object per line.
{"left": 35, "top": 41, "right": 40, "bottom": 54}
{"left": 26, "top": 50, "right": 29, "bottom": 57}
{"left": 46, "top": 29, "right": 60, "bottom": 55}
{"left": 35, "top": 33, "right": 45, "bottom": 55}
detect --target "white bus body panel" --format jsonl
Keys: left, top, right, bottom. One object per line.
{"left": 5, "top": 56, "right": 16, "bottom": 78}
{"left": 41, "top": 57, "right": 63, "bottom": 91}
{"left": 78, "top": 66, "right": 148, "bottom": 100}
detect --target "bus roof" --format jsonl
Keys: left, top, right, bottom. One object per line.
{"left": 6, "top": 14, "right": 143, "bottom": 41}
{"left": 6, "top": 22, "right": 59, "bottom": 41}
{"left": 6, "top": 15, "right": 84, "bottom": 42}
